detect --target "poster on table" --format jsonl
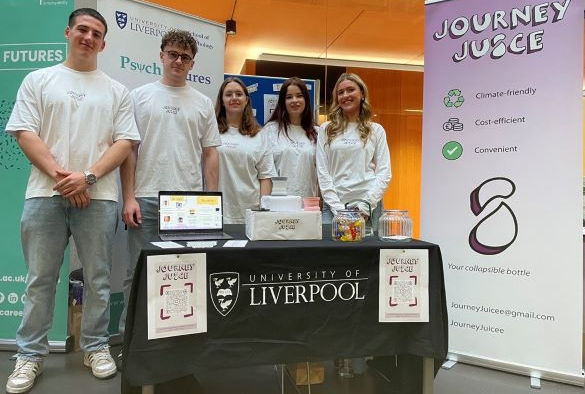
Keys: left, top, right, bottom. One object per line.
{"left": 421, "top": 0, "right": 583, "bottom": 383}
{"left": 0, "top": 0, "right": 73, "bottom": 348}
{"left": 378, "top": 249, "right": 429, "bottom": 323}
{"left": 147, "top": 253, "right": 207, "bottom": 339}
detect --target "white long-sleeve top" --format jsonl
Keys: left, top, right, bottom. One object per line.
{"left": 316, "top": 121, "right": 391, "bottom": 214}
{"left": 264, "top": 121, "right": 319, "bottom": 198}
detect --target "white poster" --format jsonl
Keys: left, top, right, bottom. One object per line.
{"left": 97, "top": 0, "right": 225, "bottom": 99}
{"left": 147, "top": 253, "right": 207, "bottom": 340}
{"left": 378, "top": 249, "right": 429, "bottom": 323}
{"left": 263, "top": 93, "right": 278, "bottom": 124}
{"left": 421, "top": 0, "right": 583, "bottom": 383}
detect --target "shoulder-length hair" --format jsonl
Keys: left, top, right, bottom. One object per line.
{"left": 267, "top": 77, "right": 317, "bottom": 143}
{"left": 326, "top": 73, "right": 373, "bottom": 145}
{"left": 215, "top": 77, "right": 260, "bottom": 137}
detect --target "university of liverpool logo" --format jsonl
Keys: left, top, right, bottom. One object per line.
{"left": 209, "top": 272, "right": 239, "bottom": 317}
{"left": 115, "top": 11, "right": 128, "bottom": 29}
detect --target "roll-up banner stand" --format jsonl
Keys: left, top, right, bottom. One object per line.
{"left": 0, "top": 0, "right": 74, "bottom": 352}
{"left": 225, "top": 74, "right": 320, "bottom": 127}
{"left": 82, "top": 0, "right": 225, "bottom": 335}
{"left": 421, "top": 0, "right": 584, "bottom": 385}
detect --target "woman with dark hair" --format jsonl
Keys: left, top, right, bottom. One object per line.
{"left": 316, "top": 73, "right": 391, "bottom": 229}
{"left": 215, "top": 77, "right": 276, "bottom": 223}
{"left": 263, "top": 77, "right": 319, "bottom": 197}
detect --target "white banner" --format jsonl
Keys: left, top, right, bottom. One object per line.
{"left": 97, "top": 0, "right": 224, "bottom": 99}
{"left": 378, "top": 249, "right": 429, "bottom": 323}
{"left": 147, "top": 253, "right": 207, "bottom": 340}
{"left": 86, "top": 0, "right": 225, "bottom": 332}
{"left": 422, "top": 0, "right": 583, "bottom": 383}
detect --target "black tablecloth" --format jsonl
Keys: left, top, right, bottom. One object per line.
{"left": 121, "top": 225, "right": 448, "bottom": 386}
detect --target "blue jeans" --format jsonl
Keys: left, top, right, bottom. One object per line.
{"left": 17, "top": 196, "right": 118, "bottom": 360}
{"left": 118, "top": 197, "right": 158, "bottom": 336}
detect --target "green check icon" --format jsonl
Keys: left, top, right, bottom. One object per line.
{"left": 442, "top": 141, "right": 463, "bottom": 160}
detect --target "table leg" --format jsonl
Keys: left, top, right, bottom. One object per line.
{"left": 422, "top": 357, "right": 434, "bottom": 394}
{"left": 306, "top": 361, "right": 311, "bottom": 394}
{"left": 141, "top": 384, "right": 154, "bottom": 394}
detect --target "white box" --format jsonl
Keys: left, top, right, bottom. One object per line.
{"left": 260, "top": 195, "right": 302, "bottom": 211}
{"left": 245, "top": 210, "right": 322, "bottom": 240}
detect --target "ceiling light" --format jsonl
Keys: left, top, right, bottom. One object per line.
{"left": 226, "top": 19, "right": 236, "bottom": 35}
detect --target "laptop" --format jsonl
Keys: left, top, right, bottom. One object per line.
{"left": 158, "top": 191, "right": 232, "bottom": 241}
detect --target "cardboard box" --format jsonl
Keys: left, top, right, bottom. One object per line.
{"left": 286, "top": 362, "right": 325, "bottom": 385}
{"left": 245, "top": 210, "right": 322, "bottom": 241}
{"left": 68, "top": 303, "right": 82, "bottom": 351}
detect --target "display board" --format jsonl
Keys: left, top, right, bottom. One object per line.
{"left": 0, "top": 0, "right": 73, "bottom": 350}
{"left": 225, "top": 74, "right": 319, "bottom": 126}
{"left": 421, "top": 0, "right": 583, "bottom": 384}
{"left": 96, "top": 0, "right": 224, "bottom": 98}
{"left": 91, "top": 0, "right": 225, "bottom": 333}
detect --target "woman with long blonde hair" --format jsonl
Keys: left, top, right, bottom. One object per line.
{"left": 316, "top": 73, "right": 391, "bottom": 228}
{"left": 215, "top": 77, "right": 276, "bottom": 223}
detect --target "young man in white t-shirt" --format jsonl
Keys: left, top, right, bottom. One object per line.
{"left": 118, "top": 29, "right": 221, "bottom": 335}
{"left": 4, "top": 8, "right": 140, "bottom": 393}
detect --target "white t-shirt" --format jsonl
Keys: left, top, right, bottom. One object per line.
{"left": 316, "top": 121, "right": 391, "bottom": 213}
{"left": 264, "top": 121, "right": 319, "bottom": 198}
{"left": 5, "top": 64, "right": 140, "bottom": 201}
{"left": 217, "top": 126, "right": 276, "bottom": 224}
{"left": 131, "top": 81, "right": 221, "bottom": 197}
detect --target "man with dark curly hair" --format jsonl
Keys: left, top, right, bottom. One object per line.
{"left": 118, "top": 29, "right": 221, "bottom": 336}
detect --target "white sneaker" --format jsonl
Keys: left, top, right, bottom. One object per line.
{"left": 6, "top": 358, "right": 43, "bottom": 393}
{"left": 83, "top": 347, "right": 117, "bottom": 379}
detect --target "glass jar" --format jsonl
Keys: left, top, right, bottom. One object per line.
{"left": 378, "top": 210, "right": 413, "bottom": 241}
{"left": 344, "top": 199, "right": 372, "bottom": 237}
{"left": 332, "top": 210, "right": 365, "bottom": 242}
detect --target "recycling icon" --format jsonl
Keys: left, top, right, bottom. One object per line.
{"left": 443, "top": 89, "right": 464, "bottom": 108}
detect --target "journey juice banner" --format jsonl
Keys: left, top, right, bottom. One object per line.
{"left": 422, "top": 0, "right": 583, "bottom": 381}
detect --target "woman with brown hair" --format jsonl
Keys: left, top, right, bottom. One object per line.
{"left": 215, "top": 77, "right": 276, "bottom": 223}
{"left": 263, "top": 77, "right": 319, "bottom": 198}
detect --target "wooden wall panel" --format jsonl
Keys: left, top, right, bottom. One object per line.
{"left": 347, "top": 67, "right": 423, "bottom": 237}
{"left": 240, "top": 59, "right": 256, "bottom": 75}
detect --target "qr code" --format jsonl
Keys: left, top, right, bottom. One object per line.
{"left": 164, "top": 288, "right": 189, "bottom": 314}
{"left": 391, "top": 279, "right": 415, "bottom": 304}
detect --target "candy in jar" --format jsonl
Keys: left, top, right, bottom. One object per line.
{"left": 332, "top": 210, "right": 365, "bottom": 242}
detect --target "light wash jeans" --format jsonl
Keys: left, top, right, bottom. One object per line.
{"left": 17, "top": 196, "right": 117, "bottom": 361}
{"left": 118, "top": 197, "right": 158, "bottom": 336}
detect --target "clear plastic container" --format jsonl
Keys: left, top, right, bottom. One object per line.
{"left": 332, "top": 210, "right": 365, "bottom": 242}
{"left": 303, "top": 196, "right": 321, "bottom": 211}
{"left": 378, "top": 210, "right": 413, "bottom": 241}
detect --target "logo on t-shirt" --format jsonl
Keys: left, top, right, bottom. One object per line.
{"left": 222, "top": 141, "right": 238, "bottom": 149}
{"left": 67, "top": 90, "right": 86, "bottom": 102}
{"left": 341, "top": 137, "right": 360, "bottom": 145}
{"left": 289, "top": 141, "right": 306, "bottom": 149}
{"left": 162, "top": 105, "right": 180, "bottom": 115}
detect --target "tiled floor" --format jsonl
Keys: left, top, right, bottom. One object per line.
{"left": 0, "top": 346, "right": 582, "bottom": 394}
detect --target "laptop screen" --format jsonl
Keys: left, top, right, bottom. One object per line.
{"left": 159, "top": 191, "right": 223, "bottom": 232}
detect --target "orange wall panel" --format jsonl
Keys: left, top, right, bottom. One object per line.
{"left": 347, "top": 67, "right": 423, "bottom": 237}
